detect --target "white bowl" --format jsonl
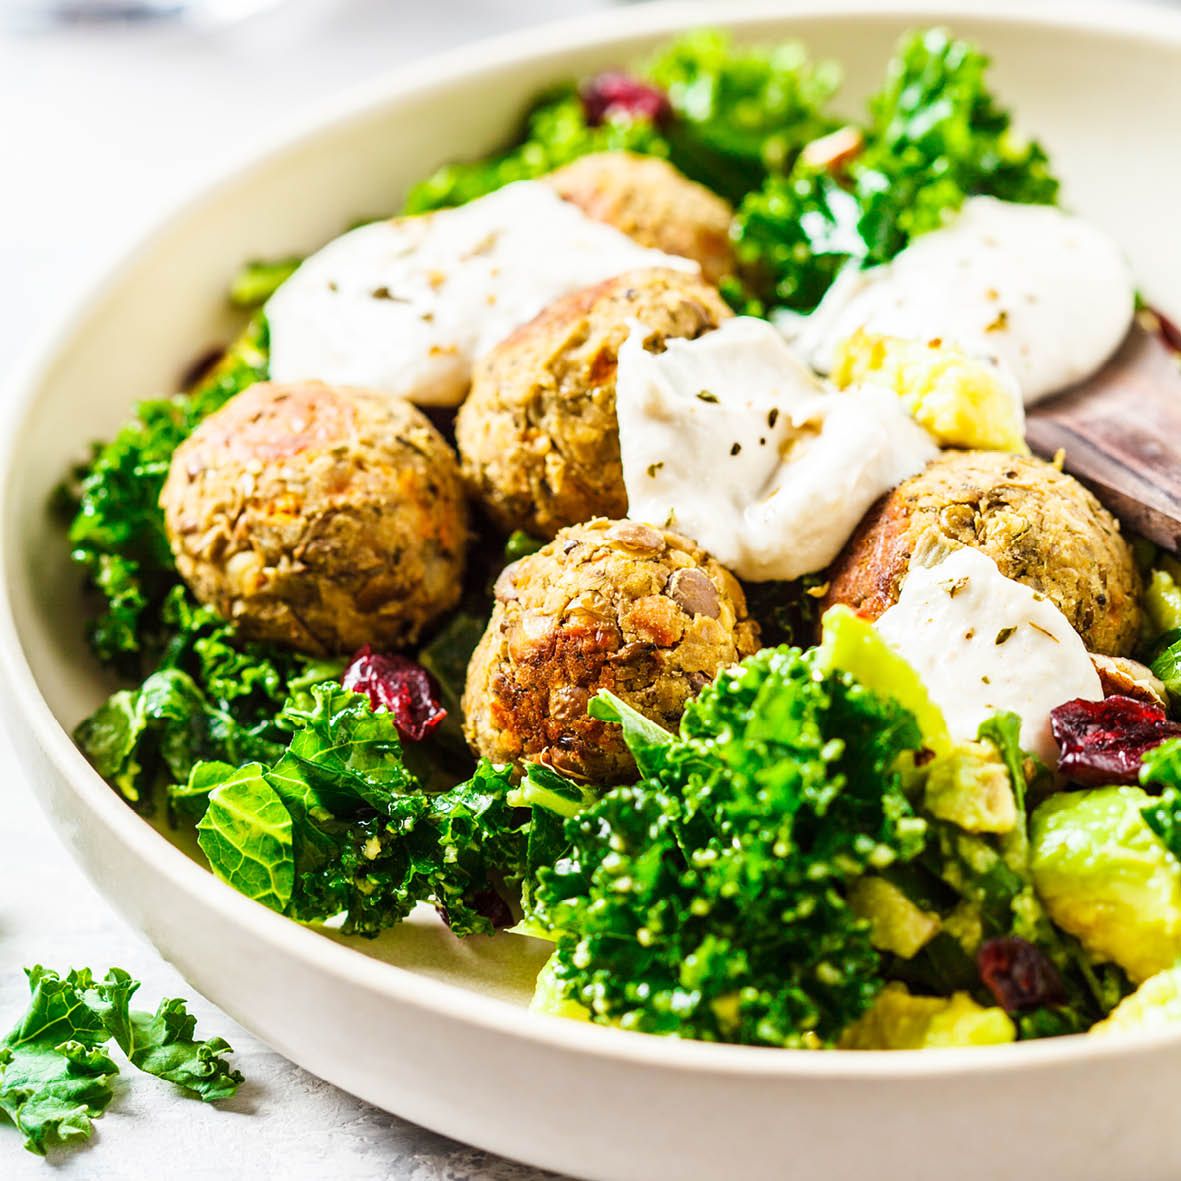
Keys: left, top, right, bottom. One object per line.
{"left": 4, "top": 3, "right": 1181, "bottom": 1178}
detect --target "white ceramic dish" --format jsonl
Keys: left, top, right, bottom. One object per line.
{"left": 4, "top": 4, "right": 1181, "bottom": 1178}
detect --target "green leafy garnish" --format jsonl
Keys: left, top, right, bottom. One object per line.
{"left": 0, "top": 967, "right": 240, "bottom": 1156}
{"left": 0, "top": 968, "right": 118, "bottom": 1156}
{"left": 403, "top": 91, "right": 667, "bottom": 214}
{"left": 74, "top": 668, "right": 285, "bottom": 808}
{"left": 1141, "top": 740, "right": 1181, "bottom": 854}
{"left": 531, "top": 645, "right": 927, "bottom": 1046}
{"left": 644, "top": 30, "right": 840, "bottom": 202}
{"left": 74, "top": 587, "right": 343, "bottom": 809}
{"left": 81, "top": 969, "right": 242, "bottom": 1101}
{"left": 196, "top": 764, "right": 296, "bottom": 912}
{"left": 1149, "top": 632, "right": 1181, "bottom": 712}
{"left": 177, "top": 685, "right": 529, "bottom": 937}
{"left": 731, "top": 27, "right": 1059, "bottom": 312}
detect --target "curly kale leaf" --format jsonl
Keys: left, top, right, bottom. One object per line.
{"left": 403, "top": 91, "right": 667, "bottom": 214}
{"left": 228, "top": 257, "right": 301, "bottom": 309}
{"left": 1141, "top": 739, "right": 1181, "bottom": 854}
{"left": 67, "top": 318, "right": 268, "bottom": 667}
{"left": 855, "top": 26, "right": 1057, "bottom": 262}
{"left": 81, "top": 969, "right": 242, "bottom": 1102}
{"left": 176, "top": 685, "right": 530, "bottom": 937}
{"left": 507, "top": 764, "right": 601, "bottom": 921}
{"left": 404, "top": 30, "right": 839, "bottom": 215}
{"left": 196, "top": 763, "right": 296, "bottom": 912}
{"left": 643, "top": 29, "right": 839, "bottom": 202}
{"left": 0, "top": 967, "right": 240, "bottom": 1156}
{"left": 74, "top": 668, "right": 287, "bottom": 810}
{"left": 732, "top": 27, "right": 1059, "bottom": 313}
{"left": 532, "top": 646, "right": 927, "bottom": 1047}
{"left": 74, "top": 587, "right": 343, "bottom": 810}
{"left": 0, "top": 968, "right": 118, "bottom": 1155}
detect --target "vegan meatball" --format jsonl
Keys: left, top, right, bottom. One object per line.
{"left": 821, "top": 450, "right": 1141, "bottom": 656}
{"left": 456, "top": 267, "right": 731, "bottom": 539}
{"left": 463, "top": 518, "right": 760, "bottom": 783}
{"left": 161, "top": 381, "right": 468, "bottom": 654}
{"left": 547, "top": 152, "right": 738, "bottom": 284}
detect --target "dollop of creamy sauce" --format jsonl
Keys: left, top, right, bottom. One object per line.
{"left": 790, "top": 197, "right": 1135, "bottom": 404}
{"left": 266, "top": 181, "right": 694, "bottom": 406}
{"left": 616, "top": 316, "right": 939, "bottom": 581}
{"left": 874, "top": 547, "right": 1103, "bottom": 762}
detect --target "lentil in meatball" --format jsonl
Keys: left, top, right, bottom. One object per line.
{"left": 462, "top": 518, "right": 760, "bottom": 783}
{"left": 161, "top": 381, "right": 468, "bottom": 654}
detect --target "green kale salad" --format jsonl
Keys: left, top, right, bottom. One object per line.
{"left": 60, "top": 26, "right": 1181, "bottom": 1052}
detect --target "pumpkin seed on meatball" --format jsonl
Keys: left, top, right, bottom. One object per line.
{"left": 462, "top": 517, "right": 760, "bottom": 784}
{"left": 456, "top": 267, "right": 731, "bottom": 540}
{"left": 160, "top": 380, "right": 468, "bottom": 655}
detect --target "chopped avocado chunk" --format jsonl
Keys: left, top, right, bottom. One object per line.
{"left": 924, "top": 740, "right": 1017, "bottom": 834}
{"left": 1089, "top": 963, "right": 1181, "bottom": 1037}
{"left": 941, "top": 900, "right": 985, "bottom": 955}
{"left": 1031, "top": 787, "right": 1181, "bottom": 983}
{"left": 839, "top": 983, "right": 1015, "bottom": 1049}
{"left": 1146, "top": 565, "right": 1181, "bottom": 639}
{"left": 830, "top": 331, "right": 1028, "bottom": 453}
{"left": 849, "top": 876, "right": 940, "bottom": 958}
{"left": 530, "top": 953, "right": 592, "bottom": 1022}
{"left": 818, "top": 605, "right": 952, "bottom": 757}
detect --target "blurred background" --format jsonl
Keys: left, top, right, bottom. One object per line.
{"left": 2, "top": 0, "right": 1167, "bottom": 371}
{"left": 0, "top": 0, "right": 616, "bottom": 369}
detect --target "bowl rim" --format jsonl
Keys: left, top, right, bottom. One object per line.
{"left": 5, "top": 0, "right": 1181, "bottom": 1082}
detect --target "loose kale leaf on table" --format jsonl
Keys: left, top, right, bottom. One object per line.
{"left": 0, "top": 966, "right": 243, "bottom": 1157}
{"left": 0, "top": 968, "right": 119, "bottom": 1156}
{"left": 82, "top": 970, "right": 243, "bottom": 1102}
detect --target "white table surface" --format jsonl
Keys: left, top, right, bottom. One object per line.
{"left": 0, "top": 2, "right": 605, "bottom": 1175}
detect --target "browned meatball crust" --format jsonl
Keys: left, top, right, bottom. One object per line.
{"left": 821, "top": 450, "right": 1141, "bottom": 656}
{"left": 463, "top": 518, "right": 760, "bottom": 783}
{"left": 456, "top": 267, "right": 731, "bottom": 539}
{"left": 161, "top": 381, "right": 468, "bottom": 655}
{"left": 547, "top": 151, "right": 738, "bottom": 284}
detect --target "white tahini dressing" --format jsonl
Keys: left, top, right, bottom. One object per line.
{"left": 874, "top": 547, "right": 1102, "bottom": 762}
{"left": 616, "top": 316, "right": 939, "bottom": 581}
{"left": 265, "top": 181, "right": 695, "bottom": 406}
{"left": 790, "top": 197, "right": 1135, "bottom": 405}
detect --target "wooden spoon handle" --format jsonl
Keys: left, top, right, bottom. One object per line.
{"left": 1026, "top": 318, "right": 1181, "bottom": 553}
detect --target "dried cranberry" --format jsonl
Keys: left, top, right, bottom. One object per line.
{"left": 580, "top": 71, "right": 671, "bottom": 128}
{"left": 436, "top": 889, "right": 513, "bottom": 932}
{"left": 977, "top": 936, "right": 1067, "bottom": 1013}
{"left": 341, "top": 645, "right": 446, "bottom": 742}
{"left": 1051, "top": 695, "right": 1181, "bottom": 787}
